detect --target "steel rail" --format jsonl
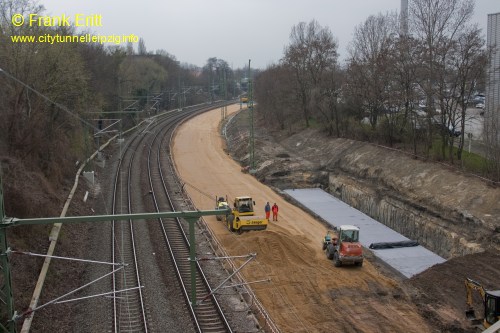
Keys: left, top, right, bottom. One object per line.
{"left": 125, "top": 136, "right": 149, "bottom": 332}
{"left": 147, "top": 112, "right": 201, "bottom": 330}
{"left": 147, "top": 104, "right": 232, "bottom": 332}
{"left": 111, "top": 131, "right": 132, "bottom": 332}
{"left": 111, "top": 124, "right": 148, "bottom": 333}
{"left": 164, "top": 106, "right": 233, "bottom": 331}
{"left": 104, "top": 102, "right": 231, "bottom": 333}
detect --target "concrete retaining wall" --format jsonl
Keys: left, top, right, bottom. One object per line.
{"left": 328, "top": 174, "right": 484, "bottom": 259}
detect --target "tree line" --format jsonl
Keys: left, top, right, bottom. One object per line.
{"left": 0, "top": 0, "right": 245, "bottom": 187}
{"left": 254, "top": 0, "right": 499, "bottom": 180}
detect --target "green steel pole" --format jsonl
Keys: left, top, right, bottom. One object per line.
{"left": 248, "top": 59, "right": 255, "bottom": 170}
{"left": 187, "top": 217, "right": 197, "bottom": 307}
{"left": 0, "top": 172, "right": 16, "bottom": 333}
{"left": 0, "top": 229, "right": 14, "bottom": 333}
{"left": 224, "top": 70, "right": 227, "bottom": 118}
{"left": 3, "top": 209, "right": 230, "bottom": 228}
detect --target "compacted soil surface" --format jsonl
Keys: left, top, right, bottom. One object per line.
{"left": 172, "top": 104, "right": 498, "bottom": 333}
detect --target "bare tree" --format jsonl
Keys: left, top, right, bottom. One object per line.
{"left": 283, "top": 20, "right": 338, "bottom": 127}
{"left": 119, "top": 57, "right": 167, "bottom": 92}
{"left": 313, "top": 64, "right": 344, "bottom": 136}
{"left": 254, "top": 64, "right": 297, "bottom": 132}
{"left": 347, "top": 13, "right": 396, "bottom": 130}
{"left": 388, "top": 33, "right": 422, "bottom": 153}
{"left": 410, "top": 0, "right": 474, "bottom": 155}
{"left": 126, "top": 41, "right": 135, "bottom": 55}
{"left": 201, "top": 57, "right": 233, "bottom": 101}
{"left": 442, "top": 26, "right": 487, "bottom": 162}
{"left": 0, "top": 0, "right": 94, "bottom": 182}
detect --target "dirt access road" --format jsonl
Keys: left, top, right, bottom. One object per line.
{"left": 173, "top": 104, "right": 435, "bottom": 332}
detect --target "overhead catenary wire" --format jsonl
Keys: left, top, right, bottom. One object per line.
{"left": 16, "top": 103, "right": 128, "bottom": 333}
{"left": 197, "top": 254, "right": 257, "bottom": 305}
{"left": 182, "top": 180, "right": 216, "bottom": 202}
{"left": 0, "top": 67, "right": 98, "bottom": 132}
{"left": 15, "top": 265, "right": 125, "bottom": 321}
{"left": 54, "top": 286, "right": 144, "bottom": 304}
{"left": 9, "top": 250, "right": 126, "bottom": 266}
{"left": 171, "top": 105, "right": 317, "bottom": 333}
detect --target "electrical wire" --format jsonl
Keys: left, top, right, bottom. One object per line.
{"left": 0, "top": 67, "right": 97, "bottom": 131}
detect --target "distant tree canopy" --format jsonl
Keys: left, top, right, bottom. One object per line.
{"left": 256, "top": 20, "right": 342, "bottom": 135}
{"left": 283, "top": 20, "right": 338, "bottom": 128}
{"left": 255, "top": 0, "right": 495, "bottom": 179}
{"left": 0, "top": 0, "right": 244, "bottom": 186}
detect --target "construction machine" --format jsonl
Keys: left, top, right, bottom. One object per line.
{"left": 465, "top": 277, "right": 500, "bottom": 329}
{"left": 322, "top": 225, "right": 363, "bottom": 267}
{"left": 215, "top": 196, "right": 268, "bottom": 233}
{"left": 232, "top": 196, "right": 256, "bottom": 216}
{"left": 215, "top": 196, "right": 229, "bottom": 221}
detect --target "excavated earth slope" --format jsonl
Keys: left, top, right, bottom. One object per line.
{"left": 173, "top": 105, "right": 500, "bottom": 332}
{"left": 221, "top": 107, "right": 500, "bottom": 332}
{"left": 226, "top": 115, "right": 500, "bottom": 258}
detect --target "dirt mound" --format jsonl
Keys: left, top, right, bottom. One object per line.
{"left": 406, "top": 250, "right": 500, "bottom": 332}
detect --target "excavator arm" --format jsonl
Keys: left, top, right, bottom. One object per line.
{"left": 465, "top": 278, "right": 486, "bottom": 324}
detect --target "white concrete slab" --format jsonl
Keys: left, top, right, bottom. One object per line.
{"left": 284, "top": 188, "right": 445, "bottom": 278}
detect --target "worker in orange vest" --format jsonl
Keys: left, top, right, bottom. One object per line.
{"left": 272, "top": 203, "right": 279, "bottom": 221}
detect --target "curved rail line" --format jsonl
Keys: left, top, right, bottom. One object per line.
{"left": 147, "top": 107, "right": 232, "bottom": 332}
{"left": 111, "top": 122, "right": 149, "bottom": 332}
{"left": 107, "top": 102, "right": 232, "bottom": 332}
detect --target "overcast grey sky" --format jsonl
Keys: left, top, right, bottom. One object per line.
{"left": 41, "top": 0, "right": 499, "bottom": 69}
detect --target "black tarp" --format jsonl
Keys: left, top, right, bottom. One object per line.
{"left": 369, "top": 240, "right": 419, "bottom": 249}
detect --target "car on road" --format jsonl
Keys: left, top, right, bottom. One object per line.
{"left": 434, "top": 123, "right": 461, "bottom": 137}
{"left": 445, "top": 124, "right": 461, "bottom": 137}
{"left": 473, "top": 94, "right": 485, "bottom": 104}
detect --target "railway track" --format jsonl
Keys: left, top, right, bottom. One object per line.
{"left": 147, "top": 108, "right": 231, "bottom": 332}
{"left": 107, "top": 103, "right": 232, "bottom": 332}
{"left": 111, "top": 117, "right": 150, "bottom": 333}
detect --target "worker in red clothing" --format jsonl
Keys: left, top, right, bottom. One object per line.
{"left": 272, "top": 203, "right": 279, "bottom": 221}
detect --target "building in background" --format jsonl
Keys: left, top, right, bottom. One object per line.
{"left": 485, "top": 12, "right": 500, "bottom": 163}
{"left": 486, "top": 13, "right": 500, "bottom": 116}
{"left": 400, "top": 0, "right": 409, "bottom": 36}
